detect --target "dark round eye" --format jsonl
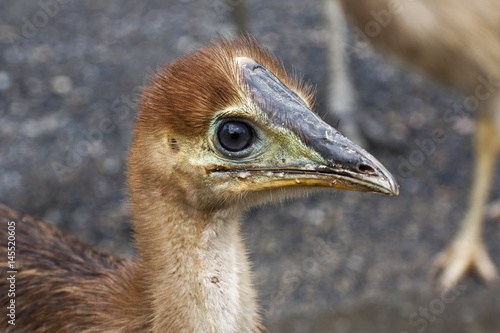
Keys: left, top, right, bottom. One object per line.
{"left": 217, "top": 121, "right": 254, "bottom": 152}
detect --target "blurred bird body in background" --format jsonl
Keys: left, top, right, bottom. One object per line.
{"left": 338, "top": 0, "right": 500, "bottom": 288}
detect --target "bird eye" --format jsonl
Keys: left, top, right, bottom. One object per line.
{"left": 217, "top": 121, "right": 254, "bottom": 153}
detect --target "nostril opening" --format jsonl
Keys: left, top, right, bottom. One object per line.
{"left": 358, "top": 163, "right": 375, "bottom": 173}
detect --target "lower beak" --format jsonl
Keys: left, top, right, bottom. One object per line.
{"left": 223, "top": 160, "right": 398, "bottom": 196}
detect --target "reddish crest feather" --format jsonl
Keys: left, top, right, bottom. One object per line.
{"left": 138, "top": 36, "right": 315, "bottom": 137}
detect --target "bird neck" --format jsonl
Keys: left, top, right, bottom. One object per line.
{"left": 131, "top": 190, "right": 261, "bottom": 332}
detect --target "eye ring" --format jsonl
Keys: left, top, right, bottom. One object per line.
{"left": 217, "top": 121, "right": 255, "bottom": 154}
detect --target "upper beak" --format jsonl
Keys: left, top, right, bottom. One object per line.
{"left": 228, "top": 57, "right": 399, "bottom": 196}
{"left": 304, "top": 131, "right": 399, "bottom": 196}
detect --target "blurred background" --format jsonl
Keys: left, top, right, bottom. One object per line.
{"left": 1, "top": 1, "right": 500, "bottom": 332}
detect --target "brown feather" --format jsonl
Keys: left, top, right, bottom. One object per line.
{"left": 0, "top": 203, "right": 148, "bottom": 332}
{"left": 139, "top": 36, "right": 315, "bottom": 138}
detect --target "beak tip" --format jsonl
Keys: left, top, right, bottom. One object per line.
{"left": 358, "top": 153, "right": 399, "bottom": 197}
{"left": 380, "top": 171, "right": 399, "bottom": 196}
{"left": 389, "top": 183, "right": 400, "bottom": 196}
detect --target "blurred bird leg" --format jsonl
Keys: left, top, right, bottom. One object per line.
{"left": 230, "top": 0, "right": 251, "bottom": 35}
{"left": 322, "top": 0, "right": 366, "bottom": 147}
{"left": 434, "top": 102, "right": 500, "bottom": 289}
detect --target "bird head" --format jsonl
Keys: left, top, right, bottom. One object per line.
{"left": 130, "top": 37, "right": 398, "bottom": 212}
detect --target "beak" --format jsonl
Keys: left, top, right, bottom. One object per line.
{"left": 300, "top": 132, "right": 400, "bottom": 196}
{"left": 224, "top": 58, "right": 399, "bottom": 196}
{"left": 221, "top": 138, "right": 399, "bottom": 196}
